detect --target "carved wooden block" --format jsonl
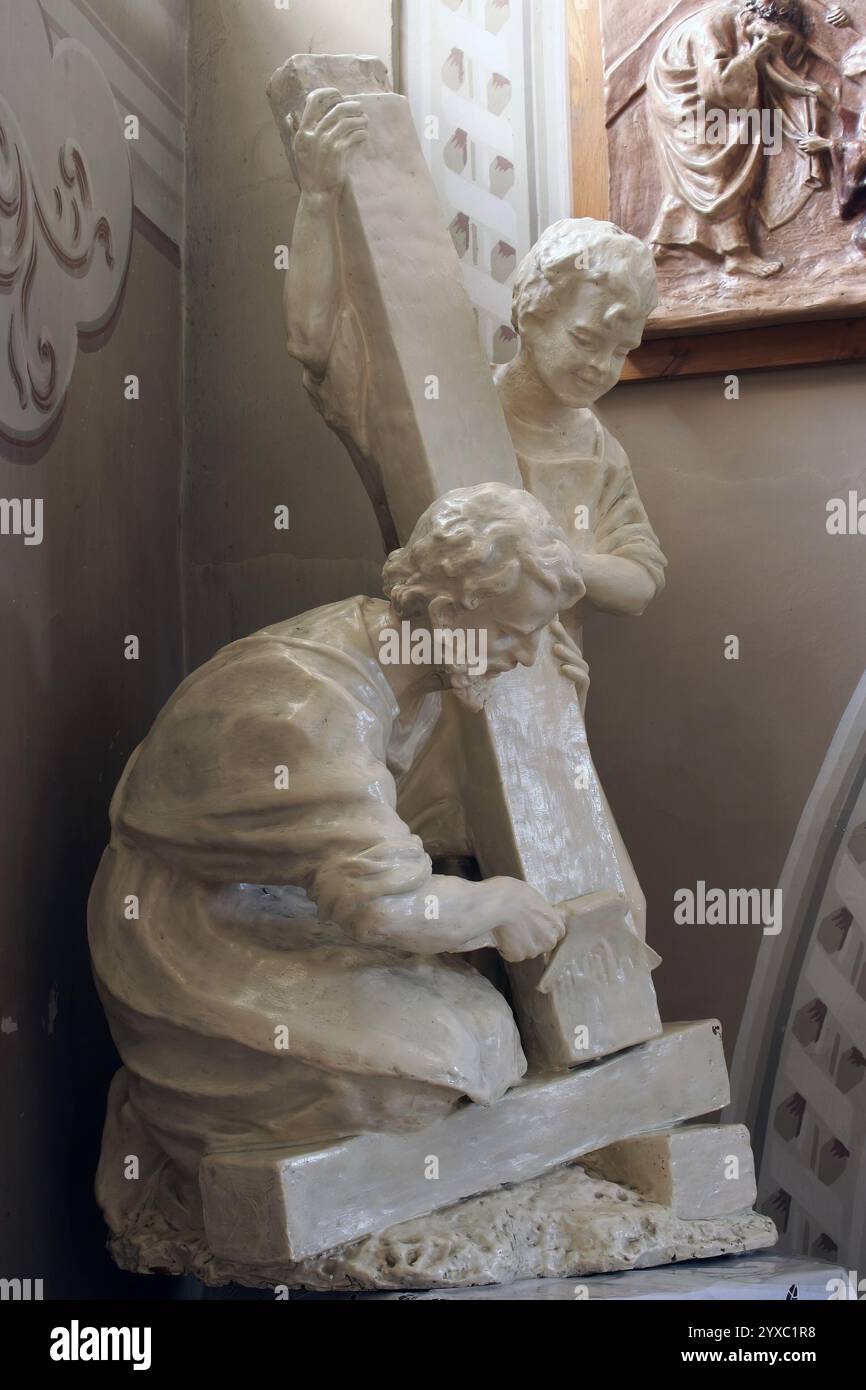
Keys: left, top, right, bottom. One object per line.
{"left": 586, "top": 1123, "right": 758, "bottom": 1219}
{"left": 593, "top": 0, "right": 866, "bottom": 335}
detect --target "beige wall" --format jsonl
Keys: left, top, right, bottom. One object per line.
{"left": 184, "top": 0, "right": 394, "bottom": 670}
{"left": 594, "top": 364, "right": 866, "bottom": 1057}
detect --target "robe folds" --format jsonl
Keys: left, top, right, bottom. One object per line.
{"left": 647, "top": 1, "right": 815, "bottom": 255}
{"left": 514, "top": 412, "right": 667, "bottom": 598}
{"left": 89, "top": 597, "right": 526, "bottom": 1176}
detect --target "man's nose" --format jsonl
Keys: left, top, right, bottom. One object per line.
{"left": 515, "top": 631, "right": 542, "bottom": 665}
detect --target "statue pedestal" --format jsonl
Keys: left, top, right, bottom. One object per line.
{"left": 103, "top": 1022, "right": 776, "bottom": 1292}
{"left": 199, "top": 1254, "right": 840, "bottom": 1301}
{"left": 357, "top": 1254, "right": 842, "bottom": 1302}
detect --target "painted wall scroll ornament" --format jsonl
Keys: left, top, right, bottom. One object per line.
{"left": 0, "top": 1, "right": 132, "bottom": 446}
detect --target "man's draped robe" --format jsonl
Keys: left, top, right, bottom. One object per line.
{"left": 89, "top": 597, "right": 526, "bottom": 1216}
{"left": 647, "top": 2, "right": 817, "bottom": 256}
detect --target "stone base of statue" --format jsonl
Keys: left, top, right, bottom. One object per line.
{"left": 105, "top": 1156, "right": 774, "bottom": 1293}
{"left": 283, "top": 1166, "right": 775, "bottom": 1293}
{"left": 98, "top": 1020, "right": 775, "bottom": 1292}
{"left": 358, "top": 1254, "right": 841, "bottom": 1302}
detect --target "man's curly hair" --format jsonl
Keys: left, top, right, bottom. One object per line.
{"left": 741, "top": 0, "right": 812, "bottom": 37}
{"left": 383, "top": 483, "right": 585, "bottom": 617}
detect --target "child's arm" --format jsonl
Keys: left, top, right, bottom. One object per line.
{"left": 587, "top": 431, "right": 667, "bottom": 617}
{"left": 580, "top": 551, "right": 659, "bottom": 617}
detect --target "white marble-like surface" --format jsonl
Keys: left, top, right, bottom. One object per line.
{"left": 366, "top": 1255, "right": 843, "bottom": 1300}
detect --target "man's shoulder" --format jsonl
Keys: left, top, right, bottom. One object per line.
{"left": 128, "top": 596, "right": 394, "bottom": 777}
{"left": 162, "top": 597, "right": 390, "bottom": 716}
{"left": 254, "top": 596, "right": 387, "bottom": 645}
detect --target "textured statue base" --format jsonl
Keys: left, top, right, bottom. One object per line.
{"left": 97, "top": 1021, "right": 772, "bottom": 1291}
{"left": 105, "top": 1158, "right": 774, "bottom": 1293}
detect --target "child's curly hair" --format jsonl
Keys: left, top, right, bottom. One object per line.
{"left": 511, "top": 219, "right": 658, "bottom": 333}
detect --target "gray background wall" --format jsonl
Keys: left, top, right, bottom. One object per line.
{"left": 0, "top": 224, "right": 187, "bottom": 1299}
{"left": 183, "top": 0, "right": 393, "bottom": 670}
{"left": 594, "top": 367, "right": 866, "bottom": 1048}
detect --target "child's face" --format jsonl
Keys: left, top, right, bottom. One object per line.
{"left": 520, "top": 277, "right": 645, "bottom": 408}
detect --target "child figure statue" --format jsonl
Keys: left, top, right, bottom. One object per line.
{"left": 496, "top": 219, "right": 667, "bottom": 649}
{"left": 493, "top": 220, "right": 667, "bottom": 938}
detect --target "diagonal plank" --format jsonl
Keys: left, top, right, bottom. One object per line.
{"left": 201, "top": 1021, "right": 728, "bottom": 1263}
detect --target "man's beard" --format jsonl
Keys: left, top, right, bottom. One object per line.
{"left": 447, "top": 664, "right": 498, "bottom": 712}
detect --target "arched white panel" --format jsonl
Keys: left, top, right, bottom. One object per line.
{"left": 729, "top": 671, "right": 866, "bottom": 1270}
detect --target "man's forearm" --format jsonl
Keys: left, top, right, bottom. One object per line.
{"left": 700, "top": 51, "right": 759, "bottom": 109}
{"left": 350, "top": 875, "right": 499, "bottom": 954}
{"left": 284, "top": 190, "right": 342, "bottom": 376}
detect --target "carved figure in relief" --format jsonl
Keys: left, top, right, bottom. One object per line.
{"left": 647, "top": 0, "right": 835, "bottom": 277}
{"left": 799, "top": 35, "right": 866, "bottom": 250}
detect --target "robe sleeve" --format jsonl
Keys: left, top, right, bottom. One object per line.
{"left": 111, "top": 632, "right": 434, "bottom": 938}
{"left": 693, "top": 17, "right": 757, "bottom": 110}
{"left": 595, "top": 430, "right": 667, "bottom": 597}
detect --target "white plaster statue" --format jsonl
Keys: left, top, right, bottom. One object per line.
{"left": 89, "top": 55, "right": 775, "bottom": 1290}
{"left": 285, "top": 94, "right": 665, "bottom": 772}
{"left": 90, "top": 483, "right": 587, "bottom": 1253}
{"left": 288, "top": 89, "right": 672, "bottom": 970}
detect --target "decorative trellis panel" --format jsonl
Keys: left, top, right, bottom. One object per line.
{"left": 402, "top": 0, "right": 572, "bottom": 361}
